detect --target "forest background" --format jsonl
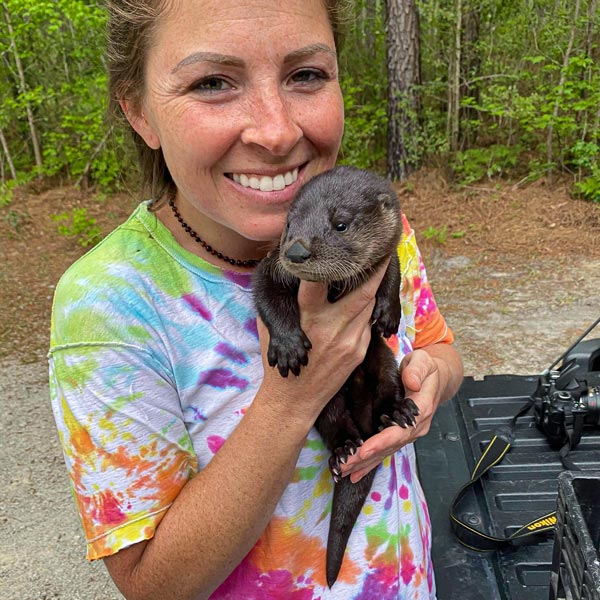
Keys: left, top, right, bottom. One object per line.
{"left": 1, "top": 0, "right": 600, "bottom": 205}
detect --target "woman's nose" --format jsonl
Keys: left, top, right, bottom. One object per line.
{"left": 240, "top": 88, "right": 303, "bottom": 156}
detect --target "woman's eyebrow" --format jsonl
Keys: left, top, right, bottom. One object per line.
{"left": 172, "top": 52, "right": 245, "bottom": 73}
{"left": 171, "top": 44, "right": 337, "bottom": 74}
{"left": 283, "top": 44, "right": 337, "bottom": 64}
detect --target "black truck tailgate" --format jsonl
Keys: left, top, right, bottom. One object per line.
{"left": 415, "top": 373, "right": 600, "bottom": 600}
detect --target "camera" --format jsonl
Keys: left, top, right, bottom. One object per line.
{"left": 533, "top": 339, "right": 600, "bottom": 449}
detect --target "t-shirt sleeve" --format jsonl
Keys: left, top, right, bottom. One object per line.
{"left": 398, "top": 213, "right": 454, "bottom": 349}
{"left": 49, "top": 344, "right": 197, "bottom": 560}
{"left": 48, "top": 241, "right": 200, "bottom": 562}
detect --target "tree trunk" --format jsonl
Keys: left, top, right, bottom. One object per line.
{"left": 546, "top": 0, "right": 581, "bottom": 173}
{"left": 461, "top": 3, "right": 480, "bottom": 147}
{"left": 585, "top": 0, "right": 598, "bottom": 60}
{"left": 0, "top": 127, "right": 17, "bottom": 181}
{"left": 75, "top": 127, "right": 113, "bottom": 189}
{"left": 385, "top": 0, "right": 421, "bottom": 181}
{"left": 447, "top": 0, "right": 462, "bottom": 154}
{"left": 2, "top": 2, "right": 43, "bottom": 171}
{"left": 364, "top": 0, "right": 378, "bottom": 55}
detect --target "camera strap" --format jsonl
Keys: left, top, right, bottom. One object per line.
{"left": 449, "top": 398, "right": 558, "bottom": 551}
{"left": 557, "top": 411, "right": 584, "bottom": 472}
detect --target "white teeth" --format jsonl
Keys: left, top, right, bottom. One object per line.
{"left": 259, "top": 176, "right": 274, "bottom": 192}
{"left": 232, "top": 167, "right": 299, "bottom": 191}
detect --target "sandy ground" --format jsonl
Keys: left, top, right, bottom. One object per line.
{"left": 0, "top": 360, "right": 124, "bottom": 600}
{"left": 1, "top": 252, "right": 598, "bottom": 599}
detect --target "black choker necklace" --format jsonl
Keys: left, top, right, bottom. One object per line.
{"left": 169, "top": 198, "right": 260, "bottom": 268}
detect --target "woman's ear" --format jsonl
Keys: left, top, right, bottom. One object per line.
{"left": 119, "top": 98, "right": 161, "bottom": 150}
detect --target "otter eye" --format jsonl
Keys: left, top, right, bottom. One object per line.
{"left": 334, "top": 222, "right": 348, "bottom": 232}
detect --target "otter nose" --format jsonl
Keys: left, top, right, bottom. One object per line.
{"left": 285, "top": 241, "right": 311, "bottom": 263}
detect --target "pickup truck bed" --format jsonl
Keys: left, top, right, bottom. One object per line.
{"left": 415, "top": 371, "right": 600, "bottom": 600}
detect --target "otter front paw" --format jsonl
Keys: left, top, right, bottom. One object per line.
{"left": 371, "top": 297, "right": 401, "bottom": 338}
{"left": 267, "top": 330, "right": 312, "bottom": 377}
{"left": 380, "top": 397, "right": 419, "bottom": 429}
{"left": 328, "top": 439, "right": 363, "bottom": 483}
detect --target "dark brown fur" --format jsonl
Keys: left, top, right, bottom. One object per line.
{"left": 253, "top": 166, "right": 419, "bottom": 587}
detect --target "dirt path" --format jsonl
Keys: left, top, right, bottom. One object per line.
{"left": 432, "top": 255, "right": 600, "bottom": 378}
{"left": 1, "top": 176, "right": 599, "bottom": 599}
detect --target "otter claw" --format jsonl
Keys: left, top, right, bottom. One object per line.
{"left": 328, "top": 439, "right": 363, "bottom": 481}
{"left": 267, "top": 330, "right": 312, "bottom": 378}
{"left": 380, "top": 398, "right": 420, "bottom": 429}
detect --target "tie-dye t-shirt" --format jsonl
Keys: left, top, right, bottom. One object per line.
{"left": 49, "top": 202, "right": 453, "bottom": 600}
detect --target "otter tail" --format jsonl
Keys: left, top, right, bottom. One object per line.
{"left": 326, "top": 469, "right": 377, "bottom": 587}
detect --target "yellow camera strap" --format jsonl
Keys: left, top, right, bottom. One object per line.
{"left": 449, "top": 398, "right": 560, "bottom": 550}
{"left": 449, "top": 428, "right": 557, "bottom": 550}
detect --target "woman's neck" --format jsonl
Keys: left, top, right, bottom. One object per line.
{"left": 155, "top": 199, "right": 272, "bottom": 272}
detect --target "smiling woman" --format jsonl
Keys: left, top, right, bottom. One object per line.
{"left": 121, "top": 0, "right": 344, "bottom": 264}
{"left": 47, "top": 0, "right": 463, "bottom": 599}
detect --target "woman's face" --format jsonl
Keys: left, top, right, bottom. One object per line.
{"left": 131, "top": 0, "right": 344, "bottom": 255}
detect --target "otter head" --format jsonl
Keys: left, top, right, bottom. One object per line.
{"left": 279, "top": 166, "right": 401, "bottom": 286}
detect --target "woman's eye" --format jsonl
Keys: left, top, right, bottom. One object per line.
{"left": 191, "top": 77, "right": 232, "bottom": 94}
{"left": 334, "top": 222, "right": 348, "bottom": 232}
{"left": 290, "top": 69, "right": 326, "bottom": 85}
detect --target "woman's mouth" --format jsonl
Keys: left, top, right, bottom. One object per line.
{"left": 228, "top": 167, "right": 299, "bottom": 192}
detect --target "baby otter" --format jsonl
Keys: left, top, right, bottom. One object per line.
{"left": 253, "top": 166, "right": 419, "bottom": 587}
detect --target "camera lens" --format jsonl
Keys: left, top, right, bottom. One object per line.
{"left": 584, "top": 386, "right": 600, "bottom": 426}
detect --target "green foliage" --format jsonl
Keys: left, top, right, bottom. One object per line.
{"left": 51, "top": 207, "right": 102, "bottom": 247}
{"left": 338, "top": 5, "right": 388, "bottom": 172}
{"left": 0, "top": 184, "right": 14, "bottom": 207}
{"left": 417, "top": 0, "right": 600, "bottom": 196}
{"left": 339, "top": 76, "right": 388, "bottom": 170}
{"left": 0, "top": 0, "right": 124, "bottom": 190}
{"left": 0, "top": 175, "right": 36, "bottom": 206}
{"left": 423, "top": 225, "right": 448, "bottom": 244}
{"left": 453, "top": 145, "right": 521, "bottom": 184}
{"left": 569, "top": 140, "right": 600, "bottom": 201}
{"left": 422, "top": 226, "right": 467, "bottom": 243}
{"left": 0, "top": 0, "right": 599, "bottom": 207}
{"left": 2, "top": 208, "right": 28, "bottom": 236}
{"left": 574, "top": 175, "right": 600, "bottom": 203}
{"left": 570, "top": 141, "right": 600, "bottom": 202}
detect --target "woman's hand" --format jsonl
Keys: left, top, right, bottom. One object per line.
{"left": 340, "top": 343, "right": 463, "bottom": 483}
{"left": 257, "top": 260, "right": 391, "bottom": 427}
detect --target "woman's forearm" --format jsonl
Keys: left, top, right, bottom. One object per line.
{"left": 105, "top": 393, "right": 312, "bottom": 600}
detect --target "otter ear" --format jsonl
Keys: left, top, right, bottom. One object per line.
{"left": 377, "top": 192, "right": 396, "bottom": 210}
{"left": 119, "top": 98, "right": 161, "bottom": 150}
